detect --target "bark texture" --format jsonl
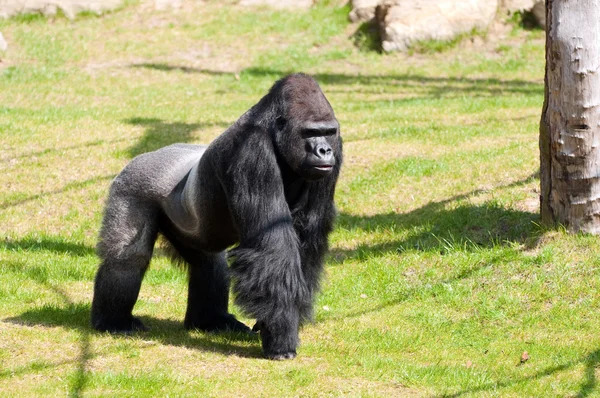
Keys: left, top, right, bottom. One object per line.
{"left": 540, "top": 0, "right": 600, "bottom": 233}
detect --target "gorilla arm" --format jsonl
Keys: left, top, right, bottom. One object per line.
{"left": 213, "top": 127, "right": 309, "bottom": 359}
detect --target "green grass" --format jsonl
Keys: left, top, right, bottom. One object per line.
{"left": 1, "top": 1, "right": 599, "bottom": 396}
{"left": 408, "top": 28, "right": 488, "bottom": 55}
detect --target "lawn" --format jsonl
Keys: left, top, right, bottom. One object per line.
{"left": 2, "top": 1, "right": 600, "bottom": 396}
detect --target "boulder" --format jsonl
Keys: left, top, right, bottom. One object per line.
{"left": 349, "top": 0, "right": 380, "bottom": 22}
{"left": 154, "top": 0, "right": 181, "bottom": 11}
{"left": 238, "top": 0, "right": 313, "bottom": 9}
{"left": 376, "top": 0, "right": 498, "bottom": 52}
{"left": 0, "top": 0, "right": 122, "bottom": 19}
{"left": 531, "top": 1, "right": 544, "bottom": 29}
{"left": 499, "top": 0, "right": 546, "bottom": 29}
{"left": 0, "top": 32, "right": 7, "bottom": 52}
{"left": 499, "top": 0, "right": 536, "bottom": 13}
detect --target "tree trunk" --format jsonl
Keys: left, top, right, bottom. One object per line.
{"left": 540, "top": 0, "right": 600, "bottom": 233}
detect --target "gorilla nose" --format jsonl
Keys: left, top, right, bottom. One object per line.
{"left": 315, "top": 143, "right": 333, "bottom": 160}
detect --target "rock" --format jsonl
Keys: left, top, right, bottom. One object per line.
{"left": 376, "top": 0, "right": 498, "bottom": 53}
{"left": 238, "top": 0, "right": 313, "bottom": 9}
{"left": 499, "top": 0, "right": 545, "bottom": 29}
{"left": 531, "top": 1, "right": 545, "bottom": 29}
{"left": 155, "top": 0, "right": 181, "bottom": 11}
{"left": 0, "top": 0, "right": 123, "bottom": 20}
{"left": 0, "top": 32, "right": 7, "bottom": 52}
{"left": 499, "top": 0, "right": 536, "bottom": 13}
{"left": 349, "top": 0, "right": 381, "bottom": 22}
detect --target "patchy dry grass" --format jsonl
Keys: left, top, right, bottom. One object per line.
{"left": 2, "top": 1, "right": 600, "bottom": 397}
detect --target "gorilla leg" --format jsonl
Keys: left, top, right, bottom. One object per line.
{"left": 255, "top": 310, "right": 300, "bottom": 360}
{"left": 91, "top": 196, "right": 158, "bottom": 333}
{"left": 231, "top": 244, "right": 307, "bottom": 360}
{"left": 179, "top": 250, "right": 250, "bottom": 333}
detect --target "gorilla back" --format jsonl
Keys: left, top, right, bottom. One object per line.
{"left": 91, "top": 73, "right": 342, "bottom": 360}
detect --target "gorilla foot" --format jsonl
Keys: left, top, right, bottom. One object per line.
{"left": 184, "top": 313, "right": 251, "bottom": 334}
{"left": 265, "top": 351, "right": 297, "bottom": 361}
{"left": 92, "top": 316, "right": 148, "bottom": 334}
{"left": 259, "top": 325, "right": 299, "bottom": 360}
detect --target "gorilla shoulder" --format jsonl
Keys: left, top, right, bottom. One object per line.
{"left": 112, "top": 144, "right": 208, "bottom": 198}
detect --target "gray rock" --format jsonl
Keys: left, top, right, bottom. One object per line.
{"left": 531, "top": 1, "right": 545, "bottom": 29}
{"left": 154, "top": 0, "right": 181, "bottom": 11}
{"left": 349, "top": 0, "right": 381, "bottom": 22}
{"left": 499, "top": 0, "right": 536, "bottom": 13}
{"left": 238, "top": 0, "right": 313, "bottom": 9}
{"left": 0, "top": 32, "right": 7, "bottom": 52}
{"left": 0, "top": 0, "right": 123, "bottom": 20}
{"left": 376, "top": 0, "right": 498, "bottom": 52}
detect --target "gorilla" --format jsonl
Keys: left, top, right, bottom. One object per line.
{"left": 91, "top": 73, "right": 342, "bottom": 360}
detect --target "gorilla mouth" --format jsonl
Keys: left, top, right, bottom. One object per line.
{"left": 303, "top": 163, "right": 334, "bottom": 180}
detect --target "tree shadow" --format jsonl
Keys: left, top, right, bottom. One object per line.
{"left": 2, "top": 259, "right": 261, "bottom": 395}
{"left": 579, "top": 350, "right": 600, "bottom": 397}
{"left": 0, "top": 235, "right": 171, "bottom": 265}
{"left": 0, "top": 137, "right": 131, "bottom": 164}
{"left": 261, "top": 68, "right": 542, "bottom": 96}
{"left": 2, "top": 240, "right": 261, "bottom": 362}
{"left": 124, "top": 117, "right": 204, "bottom": 158}
{"left": 5, "top": 304, "right": 261, "bottom": 359}
{"left": 131, "top": 63, "right": 224, "bottom": 75}
{"left": 0, "top": 262, "right": 92, "bottom": 397}
{"left": 0, "top": 174, "right": 115, "bottom": 210}
{"left": 333, "top": 202, "right": 537, "bottom": 263}
{"left": 439, "top": 349, "right": 600, "bottom": 397}
{"left": 0, "top": 236, "right": 95, "bottom": 257}
{"left": 124, "top": 117, "right": 233, "bottom": 158}
{"left": 320, "top": 174, "right": 539, "bottom": 322}
{"left": 126, "top": 64, "right": 543, "bottom": 98}
{"left": 331, "top": 174, "right": 540, "bottom": 264}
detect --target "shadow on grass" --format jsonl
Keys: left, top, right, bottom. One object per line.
{"left": 0, "top": 137, "right": 131, "bottom": 164}
{"left": 0, "top": 263, "right": 92, "bottom": 397}
{"left": 332, "top": 174, "right": 539, "bottom": 264}
{"left": 124, "top": 117, "right": 203, "bottom": 158}
{"left": 321, "top": 174, "right": 539, "bottom": 323}
{"left": 124, "top": 117, "right": 233, "bottom": 158}
{"left": 2, "top": 250, "right": 260, "bottom": 359}
{"left": 130, "top": 64, "right": 543, "bottom": 97}
{"left": 0, "top": 236, "right": 95, "bottom": 257}
{"left": 0, "top": 174, "right": 114, "bottom": 210}
{"left": 132, "top": 63, "right": 215, "bottom": 75}
{"left": 2, "top": 256, "right": 261, "bottom": 395}
{"left": 5, "top": 304, "right": 260, "bottom": 359}
{"left": 333, "top": 202, "right": 537, "bottom": 262}
{"left": 440, "top": 349, "right": 600, "bottom": 397}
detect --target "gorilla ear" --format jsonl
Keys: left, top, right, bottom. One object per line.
{"left": 276, "top": 116, "right": 287, "bottom": 131}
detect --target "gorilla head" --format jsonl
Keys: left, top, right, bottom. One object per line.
{"left": 255, "top": 74, "right": 341, "bottom": 181}
{"left": 91, "top": 73, "right": 342, "bottom": 360}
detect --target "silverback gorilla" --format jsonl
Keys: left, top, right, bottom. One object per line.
{"left": 91, "top": 73, "right": 342, "bottom": 360}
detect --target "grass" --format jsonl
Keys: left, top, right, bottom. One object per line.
{"left": 1, "top": 0, "right": 599, "bottom": 396}
{"left": 408, "top": 28, "right": 488, "bottom": 55}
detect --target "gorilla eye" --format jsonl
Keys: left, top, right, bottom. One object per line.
{"left": 302, "top": 129, "right": 320, "bottom": 138}
{"left": 276, "top": 116, "right": 287, "bottom": 131}
{"left": 302, "top": 128, "right": 337, "bottom": 138}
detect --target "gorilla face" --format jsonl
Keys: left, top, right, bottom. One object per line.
{"left": 298, "top": 120, "right": 339, "bottom": 180}
{"left": 273, "top": 76, "right": 341, "bottom": 182}
{"left": 276, "top": 117, "right": 340, "bottom": 181}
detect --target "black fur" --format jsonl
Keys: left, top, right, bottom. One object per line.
{"left": 91, "top": 73, "right": 342, "bottom": 360}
